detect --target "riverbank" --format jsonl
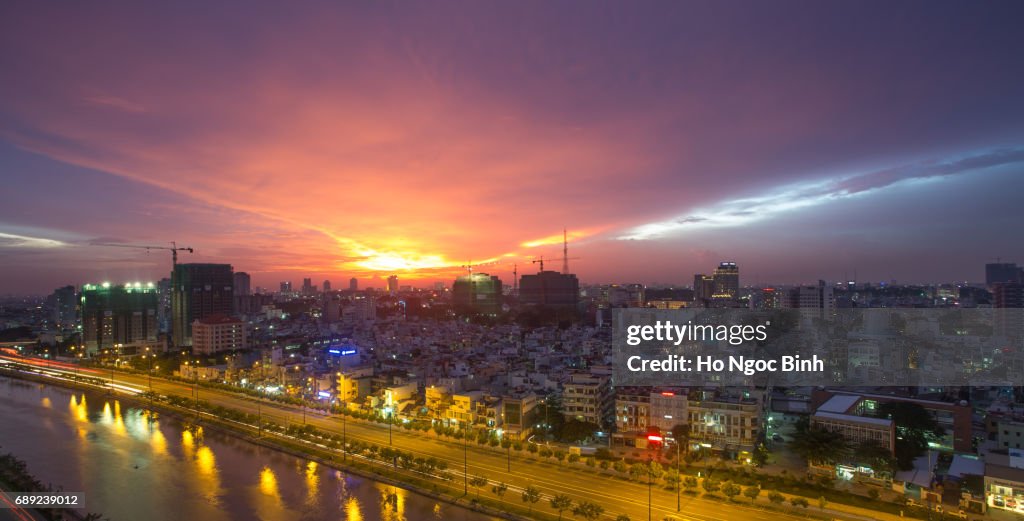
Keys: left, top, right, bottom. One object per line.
{"left": 0, "top": 452, "right": 99, "bottom": 521}
{"left": 0, "top": 369, "right": 532, "bottom": 521}
{"left": 2, "top": 364, "right": 920, "bottom": 521}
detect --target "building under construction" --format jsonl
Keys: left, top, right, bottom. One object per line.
{"left": 519, "top": 270, "right": 579, "bottom": 308}
{"left": 453, "top": 273, "right": 503, "bottom": 315}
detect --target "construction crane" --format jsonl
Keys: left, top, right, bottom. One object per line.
{"left": 459, "top": 260, "right": 498, "bottom": 276}
{"left": 530, "top": 256, "right": 544, "bottom": 272}
{"left": 94, "top": 241, "right": 194, "bottom": 268}
{"left": 531, "top": 254, "right": 579, "bottom": 273}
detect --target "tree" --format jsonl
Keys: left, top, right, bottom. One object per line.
{"left": 768, "top": 491, "right": 785, "bottom": 505}
{"left": 559, "top": 419, "right": 599, "bottom": 443}
{"left": 855, "top": 441, "right": 897, "bottom": 475}
{"left": 664, "top": 469, "right": 680, "bottom": 488}
{"left": 491, "top": 482, "right": 508, "bottom": 499}
{"left": 613, "top": 460, "right": 628, "bottom": 473}
{"left": 683, "top": 476, "right": 698, "bottom": 493}
{"left": 701, "top": 478, "right": 720, "bottom": 495}
{"left": 615, "top": 516, "right": 631, "bottom": 521}
{"left": 629, "top": 463, "right": 646, "bottom": 481}
{"left": 648, "top": 461, "right": 665, "bottom": 481}
{"left": 571, "top": 500, "right": 604, "bottom": 520}
{"left": 722, "top": 482, "right": 741, "bottom": 501}
{"left": 790, "top": 497, "right": 809, "bottom": 508}
{"left": 867, "top": 488, "right": 880, "bottom": 500}
{"left": 469, "top": 476, "right": 488, "bottom": 498}
{"left": 550, "top": 494, "right": 573, "bottom": 520}
{"left": 876, "top": 402, "right": 943, "bottom": 470}
{"left": 818, "top": 495, "right": 828, "bottom": 510}
{"left": 789, "top": 427, "right": 851, "bottom": 466}
{"left": 743, "top": 485, "right": 761, "bottom": 503}
{"left": 521, "top": 485, "right": 541, "bottom": 514}
{"left": 671, "top": 423, "right": 690, "bottom": 455}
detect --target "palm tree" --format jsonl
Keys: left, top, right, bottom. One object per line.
{"left": 571, "top": 501, "right": 604, "bottom": 520}
{"left": 521, "top": 485, "right": 541, "bottom": 515}
{"left": 491, "top": 482, "right": 508, "bottom": 500}
{"left": 469, "top": 476, "right": 488, "bottom": 498}
{"left": 550, "top": 493, "right": 573, "bottom": 520}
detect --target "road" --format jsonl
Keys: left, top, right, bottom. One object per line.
{"left": 1, "top": 356, "right": 884, "bottom": 521}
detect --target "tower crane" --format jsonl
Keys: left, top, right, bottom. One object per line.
{"left": 531, "top": 255, "right": 580, "bottom": 273}
{"left": 94, "top": 241, "right": 194, "bottom": 268}
{"left": 460, "top": 260, "right": 498, "bottom": 276}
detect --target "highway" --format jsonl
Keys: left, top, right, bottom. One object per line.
{"left": 0, "top": 355, "right": 881, "bottom": 521}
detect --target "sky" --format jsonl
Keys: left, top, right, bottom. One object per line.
{"left": 2, "top": 1, "right": 1024, "bottom": 294}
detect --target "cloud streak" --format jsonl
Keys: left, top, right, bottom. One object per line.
{"left": 619, "top": 149, "right": 1024, "bottom": 240}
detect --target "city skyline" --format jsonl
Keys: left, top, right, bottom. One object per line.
{"left": 3, "top": 1, "right": 1024, "bottom": 293}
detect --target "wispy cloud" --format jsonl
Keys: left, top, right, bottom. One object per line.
{"left": 619, "top": 149, "right": 1024, "bottom": 240}
{"left": 0, "top": 231, "right": 67, "bottom": 248}
{"left": 82, "top": 95, "right": 148, "bottom": 113}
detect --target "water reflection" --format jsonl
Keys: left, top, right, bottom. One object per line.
{"left": 304, "top": 461, "right": 319, "bottom": 505}
{"left": 0, "top": 378, "right": 495, "bottom": 521}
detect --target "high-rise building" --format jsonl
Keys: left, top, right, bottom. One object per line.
{"left": 349, "top": 277, "right": 358, "bottom": 291}
{"left": 693, "top": 274, "right": 715, "bottom": 304}
{"left": 712, "top": 261, "right": 739, "bottom": 298}
{"left": 323, "top": 280, "right": 331, "bottom": 292}
{"left": 987, "top": 263, "right": 1022, "bottom": 288}
{"left": 171, "top": 263, "right": 234, "bottom": 347}
{"left": 157, "top": 278, "right": 172, "bottom": 333}
{"left": 191, "top": 315, "right": 247, "bottom": 355}
{"left": 280, "top": 281, "right": 292, "bottom": 294}
{"left": 519, "top": 271, "right": 579, "bottom": 308}
{"left": 387, "top": 275, "right": 398, "bottom": 294}
{"left": 81, "top": 282, "right": 159, "bottom": 354}
{"left": 452, "top": 273, "right": 503, "bottom": 315}
{"left": 993, "top": 282, "right": 1023, "bottom": 340}
{"left": 233, "top": 272, "right": 251, "bottom": 297}
{"left": 302, "top": 277, "right": 315, "bottom": 295}
{"left": 49, "top": 285, "right": 77, "bottom": 328}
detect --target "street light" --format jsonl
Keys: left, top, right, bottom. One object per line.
{"left": 676, "top": 438, "right": 681, "bottom": 512}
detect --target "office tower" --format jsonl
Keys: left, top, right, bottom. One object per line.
{"left": 387, "top": 275, "right": 398, "bottom": 294}
{"left": 323, "top": 294, "right": 342, "bottom": 322}
{"left": 712, "top": 261, "right": 739, "bottom": 298}
{"left": 349, "top": 277, "right": 358, "bottom": 291}
{"left": 233, "top": 272, "right": 251, "bottom": 297}
{"left": 784, "top": 280, "right": 835, "bottom": 311}
{"left": 171, "top": 263, "right": 234, "bottom": 347}
{"left": 519, "top": 270, "right": 580, "bottom": 307}
{"left": 987, "top": 262, "right": 1022, "bottom": 287}
{"left": 993, "top": 282, "right": 1024, "bottom": 340}
{"left": 453, "top": 273, "right": 503, "bottom": 314}
{"left": 280, "top": 281, "right": 292, "bottom": 294}
{"left": 49, "top": 285, "right": 77, "bottom": 328}
{"left": 693, "top": 274, "right": 715, "bottom": 303}
{"left": 323, "top": 280, "right": 331, "bottom": 292}
{"left": 302, "top": 277, "right": 315, "bottom": 295}
{"left": 81, "top": 282, "right": 159, "bottom": 354}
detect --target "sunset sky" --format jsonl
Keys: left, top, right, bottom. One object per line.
{"left": 2, "top": 1, "right": 1024, "bottom": 293}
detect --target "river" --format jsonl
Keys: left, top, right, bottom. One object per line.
{"left": 0, "top": 376, "right": 496, "bottom": 521}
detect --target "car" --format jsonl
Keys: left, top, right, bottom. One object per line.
{"left": 771, "top": 434, "right": 784, "bottom": 442}
{"left": 1007, "top": 498, "right": 1017, "bottom": 508}
{"left": 993, "top": 497, "right": 1005, "bottom": 507}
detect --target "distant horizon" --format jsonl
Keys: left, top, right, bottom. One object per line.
{"left": 2, "top": 260, "right": 1010, "bottom": 299}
